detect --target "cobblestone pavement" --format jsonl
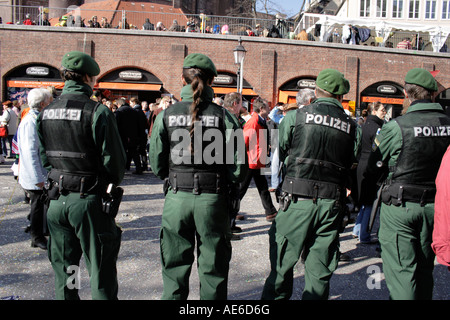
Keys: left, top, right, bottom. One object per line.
{"left": 0, "top": 158, "right": 449, "bottom": 301}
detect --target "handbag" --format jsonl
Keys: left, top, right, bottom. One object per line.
{"left": 0, "top": 125, "right": 8, "bottom": 138}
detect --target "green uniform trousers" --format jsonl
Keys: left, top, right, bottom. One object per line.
{"left": 262, "top": 198, "right": 342, "bottom": 300}
{"left": 379, "top": 202, "right": 435, "bottom": 300}
{"left": 47, "top": 193, "right": 122, "bottom": 300}
{"left": 160, "top": 189, "right": 232, "bottom": 300}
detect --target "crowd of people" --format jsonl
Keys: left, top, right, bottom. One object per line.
{"left": 2, "top": 11, "right": 292, "bottom": 37}
{"left": 0, "top": 50, "right": 449, "bottom": 301}
{"left": 4, "top": 11, "right": 450, "bottom": 52}
{"left": 91, "top": 93, "right": 178, "bottom": 175}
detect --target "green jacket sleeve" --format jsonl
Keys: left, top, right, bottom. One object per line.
{"left": 367, "top": 119, "right": 402, "bottom": 180}
{"left": 278, "top": 110, "right": 297, "bottom": 164}
{"left": 37, "top": 116, "right": 50, "bottom": 172}
{"left": 224, "top": 109, "right": 248, "bottom": 184}
{"left": 149, "top": 110, "right": 170, "bottom": 180}
{"left": 355, "top": 125, "right": 362, "bottom": 160}
{"left": 93, "top": 104, "right": 127, "bottom": 186}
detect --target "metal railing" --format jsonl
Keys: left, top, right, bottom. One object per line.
{"left": 0, "top": 4, "right": 294, "bottom": 36}
{"left": 296, "top": 25, "right": 444, "bottom": 52}
{"left": 0, "top": 4, "right": 448, "bottom": 52}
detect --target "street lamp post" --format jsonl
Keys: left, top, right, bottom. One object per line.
{"left": 233, "top": 37, "right": 247, "bottom": 94}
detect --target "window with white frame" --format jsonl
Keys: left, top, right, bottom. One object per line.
{"left": 443, "top": 1, "right": 450, "bottom": 19}
{"left": 408, "top": 0, "right": 420, "bottom": 19}
{"left": 425, "top": 0, "right": 437, "bottom": 19}
{"left": 392, "top": 0, "right": 403, "bottom": 18}
{"left": 360, "top": 0, "right": 371, "bottom": 17}
{"left": 376, "top": 0, "right": 387, "bottom": 17}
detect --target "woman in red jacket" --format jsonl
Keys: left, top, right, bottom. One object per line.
{"left": 432, "top": 145, "right": 450, "bottom": 270}
{"left": 239, "top": 97, "right": 277, "bottom": 222}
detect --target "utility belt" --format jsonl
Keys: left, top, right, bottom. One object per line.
{"left": 46, "top": 169, "right": 123, "bottom": 218}
{"left": 381, "top": 182, "right": 436, "bottom": 207}
{"left": 167, "top": 171, "right": 225, "bottom": 195}
{"left": 47, "top": 169, "right": 99, "bottom": 198}
{"left": 279, "top": 177, "right": 344, "bottom": 211}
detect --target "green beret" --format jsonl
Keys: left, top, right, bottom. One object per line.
{"left": 405, "top": 68, "right": 437, "bottom": 91}
{"left": 61, "top": 51, "right": 100, "bottom": 76}
{"left": 316, "top": 68, "right": 350, "bottom": 95}
{"left": 183, "top": 53, "right": 218, "bottom": 76}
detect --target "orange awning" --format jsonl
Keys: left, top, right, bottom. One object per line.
{"left": 278, "top": 90, "right": 297, "bottom": 104}
{"left": 7, "top": 80, "right": 64, "bottom": 89}
{"left": 362, "top": 96, "right": 404, "bottom": 104}
{"left": 97, "top": 82, "right": 162, "bottom": 91}
{"left": 213, "top": 87, "right": 257, "bottom": 96}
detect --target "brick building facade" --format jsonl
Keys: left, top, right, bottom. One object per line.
{"left": 1, "top": 24, "right": 450, "bottom": 116}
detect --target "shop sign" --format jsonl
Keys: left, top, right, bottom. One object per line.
{"left": 7, "top": 80, "right": 64, "bottom": 89}
{"left": 297, "top": 79, "right": 316, "bottom": 88}
{"left": 213, "top": 75, "right": 233, "bottom": 85}
{"left": 377, "top": 85, "right": 397, "bottom": 94}
{"left": 26, "top": 66, "right": 49, "bottom": 76}
{"left": 119, "top": 71, "right": 143, "bottom": 81}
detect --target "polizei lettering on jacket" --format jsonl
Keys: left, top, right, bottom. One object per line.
{"left": 413, "top": 126, "right": 450, "bottom": 137}
{"left": 42, "top": 108, "right": 82, "bottom": 121}
{"left": 168, "top": 115, "right": 220, "bottom": 128}
{"left": 305, "top": 113, "right": 351, "bottom": 134}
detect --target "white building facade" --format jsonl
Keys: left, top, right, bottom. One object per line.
{"left": 341, "top": 0, "right": 450, "bottom": 27}
{"left": 300, "top": 0, "right": 450, "bottom": 51}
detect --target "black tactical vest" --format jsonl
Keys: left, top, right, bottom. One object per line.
{"left": 382, "top": 108, "right": 450, "bottom": 205}
{"left": 282, "top": 101, "right": 356, "bottom": 200}
{"left": 163, "top": 101, "right": 227, "bottom": 193}
{"left": 392, "top": 110, "right": 450, "bottom": 185}
{"left": 39, "top": 94, "right": 100, "bottom": 192}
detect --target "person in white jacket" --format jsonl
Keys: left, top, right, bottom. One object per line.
{"left": 17, "top": 88, "right": 53, "bottom": 249}
{"left": 1, "top": 100, "right": 18, "bottom": 158}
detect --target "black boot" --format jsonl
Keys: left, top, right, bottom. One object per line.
{"left": 31, "top": 236, "right": 47, "bottom": 250}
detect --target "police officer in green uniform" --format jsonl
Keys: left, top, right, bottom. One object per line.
{"left": 149, "top": 53, "right": 247, "bottom": 300}
{"left": 37, "top": 51, "right": 126, "bottom": 300}
{"left": 261, "top": 69, "right": 357, "bottom": 300}
{"left": 368, "top": 68, "right": 450, "bottom": 300}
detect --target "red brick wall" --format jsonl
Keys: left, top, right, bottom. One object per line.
{"left": 1, "top": 25, "right": 450, "bottom": 107}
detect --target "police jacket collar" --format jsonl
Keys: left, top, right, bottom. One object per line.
{"left": 406, "top": 100, "right": 444, "bottom": 114}
{"left": 180, "top": 84, "right": 214, "bottom": 103}
{"left": 314, "top": 97, "right": 344, "bottom": 110}
{"left": 61, "top": 79, "right": 93, "bottom": 98}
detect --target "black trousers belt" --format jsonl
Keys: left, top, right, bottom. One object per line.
{"left": 48, "top": 169, "right": 98, "bottom": 194}
{"left": 169, "top": 171, "right": 225, "bottom": 194}
{"left": 282, "top": 176, "right": 343, "bottom": 201}
{"left": 381, "top": 183, "right": 436, "bottom": 206}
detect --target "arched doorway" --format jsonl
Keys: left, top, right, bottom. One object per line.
{"left": 278, "top": 76, "right": 356, "bottom": 113}
{"left": 360, "top": 81, "right": 405, "bottom": 120}
{"left": 4, "top": 63, "right": 63, "bottom": 102}
{"left": 278, "top": 77, "right": 316, "bottom": 105}
{"left": 212, "top": 71, "right": 258, "bottom": 110}
{"left": 96, "top": 67, "right": 164, "bottom": 103}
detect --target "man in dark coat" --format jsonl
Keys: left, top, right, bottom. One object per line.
{"left": 115, "top": 98, "right": 143, "bottom": 174}
{"left": 130, "top": 97, "right": 149, "bottom": 171}
{"left": 352, "top": 102, "right": 386, "bottom": 243}
{"left": 142, "top": 18, "right": 154, "bottom": 30}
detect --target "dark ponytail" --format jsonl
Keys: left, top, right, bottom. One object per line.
{"left": 183, "top": 67, "right": 215, "bottom": 153}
